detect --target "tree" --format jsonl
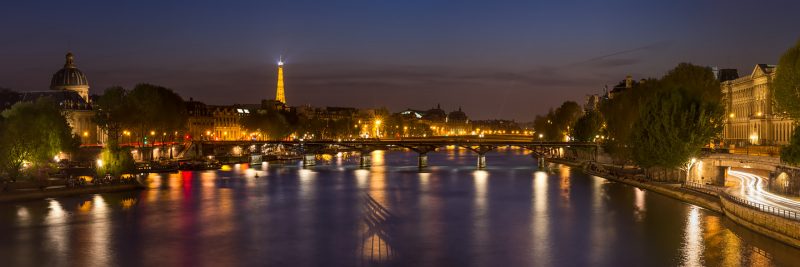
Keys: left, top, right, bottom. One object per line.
{"left": 781, "top": 126, "right": 800, "bottom": 164}
{"left": 630, "top": 89, "right": 723, "bottom": 170}
{"left": 94, "top": 87, "right": 134, "bottom": 147}
{"left": 533, "top": 101, "right": 583, "bottom": 141}
{"left": 126, "top": 84, "right": 188, "bottom": 139}
{"left": 772, "top": 40, "right": 800, "bottom": 164}
{"left": 0, "top": 98, "right": 78, "bottom": 180}
{"left": 241, "top": 108, "right": 292, "bottom": 140}
{"left": 572, "top": 110, "right": 604, "bottom": 142}
{"left": 774, "top": 39, "right": 800, "bottom": 119}
{"left": 96, "top": 147, "right": 136, "bottom": 176}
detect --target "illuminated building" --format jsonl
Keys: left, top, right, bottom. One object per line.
{"left": 275, "top": 57, "right": 286, "bottom": 104}
{"left": 210, "top": 105, "right": 250, "bottom": 141}
{"left": 7, "top": 52, "right": 102, "bottom": 145}
{"left": 185, "top": 98, "right": 214, "bottom": 140}
{"left": 722, "top": 64, "right": 794, "bottom": 146}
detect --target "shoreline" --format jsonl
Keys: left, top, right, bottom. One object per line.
{"left": 0, "top": 183, "right": 145, "bottom": 203}
{"left": 547, "top": 157, "right": 800, "bottom": 249}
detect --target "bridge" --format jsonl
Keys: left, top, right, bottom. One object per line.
{"left": 192, "top": 136, "right": 598, "bottom": 169}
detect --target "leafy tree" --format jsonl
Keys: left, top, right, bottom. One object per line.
{"left": 630, "top": 87, "right": 724, "bottom": 170}
{"left": 772, "top": 40, "right": 800, "bottom": 164}
{"left": 533, "top": 101, "right": 583, "bottom": 141}
{"left": 572, "top": 110, "right": 604, "bottom": 142}
{"left": 781, "top": 126, "right": 800, "bottom": 164}
{"left": 126, "top": 84, "right": 188, "bottom": 140}
{"left": 96, "top": 147, "right": 136, "bottom": 176}
{"left": 774, "top": 39, "right": 800, "bottom": 119}
{"left": 599, "top": 78, "right": 658, "bottom": 163}
{"left": 241, "top": 108, "right": 292, "bottom": 140}
{"left": 0, "top": 98, "right": 78, "bottom": 180}
{"left": 660, "top": 63, "right": 721, "bottom": 103}
{"left": 94, "top": 87, "right": 134, "bottom": 147}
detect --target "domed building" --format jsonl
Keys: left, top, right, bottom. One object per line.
{"left": 39, "top": 52, "right": 99, "bottom": 144}
{"left": 51, "top": 52, "right": 90, "bottom": 102}
{"left": 422, "top": 104, "right": 447, "bottom": 122}
{"left": 447, "top": 107, "right": 468, "bottom": 124}
{"left": 446, "top": 107, "right": 470, "bottom": 135}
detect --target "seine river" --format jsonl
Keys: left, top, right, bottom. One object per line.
{"left": 0, "top": 148, "right": 797, "bottom": 266}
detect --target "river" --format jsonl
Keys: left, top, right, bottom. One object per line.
{"left": 0, "top": 148, "right": 797, "bottom": 266}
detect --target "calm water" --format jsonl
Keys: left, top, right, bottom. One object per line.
{"left": 0, "top": 148, "right": 797, "bottom": 267}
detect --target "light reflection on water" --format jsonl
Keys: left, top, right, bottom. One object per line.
{"left": 0, "top": 150, "right": 797, "bottom": 267}
{"left": 531, "top": 171, "right": 551, "bottom": 266}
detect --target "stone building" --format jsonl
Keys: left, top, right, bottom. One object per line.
{"left": 722, "top": 64, "right": 794, "bottom": 146}
{"left": 9, "top": 53, "right": 102, "bottom": 145}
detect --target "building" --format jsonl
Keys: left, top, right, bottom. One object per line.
{"left": 6, "top": 53, "right": 102, "bottom": 145}
{"left": 421, "top": 104, "right": 448, "bottom": 135}
{"left": 185, "top": 98, "right": 214, "bottom": 140}
{"left": 446, "top": 107, "right": 470, "bottom": 135}
{"left": 209, "top": 105, "right": 250, "bottom": 141}
{"left": 584, "top": 94, "right": 600, "bottom": 112}
{"left": 722, "top": 64, "right": 794, "bottom": 146}
{"left": 471, "top": 120, "right": 524, "bottom": 135}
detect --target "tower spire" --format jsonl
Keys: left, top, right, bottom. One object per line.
{"left": 275, "top": 56, "right": 286, "bottom": 104}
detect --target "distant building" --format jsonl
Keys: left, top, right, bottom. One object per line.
{"left": 471, "top": 120, "right": 523, "bottom": 135}
{"left": 713, "top": 67, "right": 740, "bottom": 82}
{"left": 185, "top": 98, "right": 214, "bottom": 140}
{"left": 209, "top": 105, "right": 250, "bottom": 140}
{"left": 446, "top": 107, "right": 470, "bottom": 135}
{"left": 608, "top": 75, "right": 637, "bottom": 99}
{"left": 6, "top": 53, "right": 102, "bottom": 145}
{"left": 722, "top": 64, "right": 793, "bottom": 146}
{"left": 584, "top": 94, "right": 600, "bottom": 112}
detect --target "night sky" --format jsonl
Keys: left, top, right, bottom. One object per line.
{"left": 1, "top": 1, "right": 799, "bottom": 121}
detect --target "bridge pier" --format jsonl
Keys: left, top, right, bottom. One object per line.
{"left": 477, "top": 153, "right": 487, "bottom": 169}
{"left": 418, "top": 153, "right": 428, "bottom": 169}
{"left": 536, "top": 156, "right": 547, "bottom": 170}
{"left": 302, "top": 154, "right": 316, "bottom": 167}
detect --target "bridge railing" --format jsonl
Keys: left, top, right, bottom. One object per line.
{"left": 720, "top": 192, "right": 800, "bottom": 221}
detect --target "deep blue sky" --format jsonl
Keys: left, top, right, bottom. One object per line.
{"left": 1, "top": 0, "right": 798, "bottom": 121}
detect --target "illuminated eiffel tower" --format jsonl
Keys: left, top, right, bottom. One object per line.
{"left": 275, "top": 56, "right": 286, "bottom": 104}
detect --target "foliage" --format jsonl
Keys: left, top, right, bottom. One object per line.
{"left": 660, "top": 63, "right": 721, "bottom": 103}
{"left": 96, "top": 146, "right": 136, "bottom": 176}
{"left": 126, "top": 84, "right": 188, "bottom": 137}
{"left": 0, "top": 98, "right": 78, "bottom": 180}
{"left": 571, "top": 110, "right": 604, "bottom": 142}
{"left": 774, "top": 39, "right": 800, "bottom": 119}
{"left": 598, "top": 78, "right": 657, "bottom": 163}
{"left": 241, "top": 108, "right": 293, "bottom": 140}
{"left": 533, "top": 101, "right": 582, "bottom": 141}
{"left": 630, "top": 86, "right": 724, "bottom": 169}
{"left": 596, "top": 63, "right": 722, "bottom": 169}
{"left": 94, "top": 84, "right": 188, "bottom": 146}
{"left": 94, "top": 87, "right": 133, "bottom": 146}
{"left": 781, "top": 126, "right": 800, "bottom": 165}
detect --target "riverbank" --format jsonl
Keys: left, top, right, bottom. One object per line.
{"left": 547, "top": 158, "right": 722, "bottom": 212}
{"left": 0, "top": 183, "right": 145, "bottom": 203}
{"left": 547, "top": 157, "right": 800, "bottom": 249}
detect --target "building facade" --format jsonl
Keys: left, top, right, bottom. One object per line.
{"left": 722, "top": 64, "right": 794, "bottom": 146}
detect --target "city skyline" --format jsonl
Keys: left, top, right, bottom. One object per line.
{"left": 2, "top": 1, "right": 800, "bottom": 122}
